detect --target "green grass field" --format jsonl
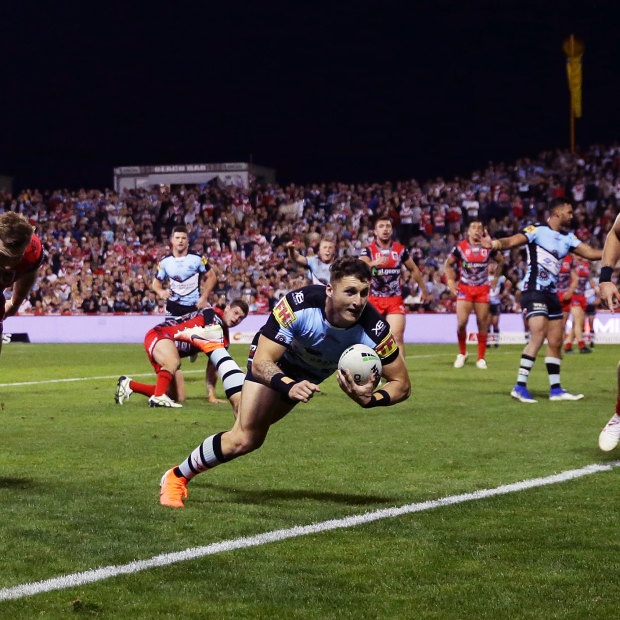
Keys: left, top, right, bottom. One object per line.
{"left": 0, "top": 342, "right": 618, "bottom": 618}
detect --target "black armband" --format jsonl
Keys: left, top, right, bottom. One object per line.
{"left": 362, "top": 389, "right": 392, "bottom": 408}
{"left": 269, "top": 373, "right": 297, "bottom": 396}
{"left": 600, "top": 266, "right": 613, "bottom": 283}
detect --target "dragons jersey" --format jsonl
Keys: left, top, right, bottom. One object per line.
{"left": 360, "top": 241, "right": 409, "bottom": 297}
{"left": 557, "top": 255, "right": 573, "bottom": 293}
{"left": 306, "top": 256, "right": 332, "bottom": 285}
{"left": 450, "top": 240, "right": 491, "bottom": 287}
{"left": 574, "top": 261, "right": 591, "bottom": 295}
{"left": 257, "top": 285, "right": 400, "bottom": 384}
{"left": 489, "top": 274, "right": 506, "bottom": 305}
{"left": 521, "top": 223, "right": 581, "bottom": 293}
{"left": 155, "top": 252, "right": 211, "bottom": 307}
{"left": 0, "top": 234, "right": 45, "bottom": 322}
{"left": 153, "top": 307, "right": 229, "bottom": 357}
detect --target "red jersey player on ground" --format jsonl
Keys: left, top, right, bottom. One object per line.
{"left": 565, "top": 258, "right": 598, "bottom": 354}
{"left": 114, "top": 300, "right": 248, "bottom": 409}
{"left": 0, "top": 212, "right": 45, "bottom": 358}
{"left": 444, "top": 220, "right": 502, "bottom": 369}
{"left": 360, "top": 216, "right": 430, "bottom": 355}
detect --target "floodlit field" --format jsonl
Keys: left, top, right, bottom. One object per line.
{"left": 1, "top": 342, "right": 618, "bottom": 618}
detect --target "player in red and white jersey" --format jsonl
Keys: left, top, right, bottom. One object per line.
{"left": 114, "top": 300, "right": 248, "bottom": 409}
{"left": 444, "top": 220, "right": 502, "bottom": 369}
{"left": 565, "top": 259, "right": 598, "bottom": 354}
{"left": 0, "top": 212, "right": 45, "bottom": 358}
{"left": 556, "top": 255, "right": 578, "bottom": 349}
{"left": 360, "top": 216, "right": 430, "bottom": 355}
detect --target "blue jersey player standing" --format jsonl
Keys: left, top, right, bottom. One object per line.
{"left": 484, "top": 198, "right": 601, "bottom": 403}
{"left": 152, "top": 225, "right": 216, "bottom": 317}
{"left": 160, "top": 256, "right": 412, "bottom": 507}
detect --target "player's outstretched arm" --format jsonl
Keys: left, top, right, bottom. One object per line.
{"left": 285, "top": 241, "right": 309, "bottom": 266}
{"left": 3, "top": 269, "right": 39, "bottom": 318}
{"left": 573, "top": 242, "right": 603, "bottom": 262}
{"left": 252, "top": 335, "right": 320, "bottom": 403}
{"left": 337, "top": 353, "right": 411, "bottom": 408}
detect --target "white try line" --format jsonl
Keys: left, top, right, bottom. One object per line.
{"left": 1, "top": 460, "right": 618, "bottom": 602}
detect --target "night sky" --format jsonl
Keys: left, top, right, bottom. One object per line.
{"left": 1, "top": 1, "right": 619, "bottom": 191}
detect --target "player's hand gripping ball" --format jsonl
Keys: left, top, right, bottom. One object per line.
{"left": 338, "top": 344, "right": 382, "bottom": 387}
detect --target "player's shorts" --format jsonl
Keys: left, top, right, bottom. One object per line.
{"left": 457, "top": 284, "right": 490, "bottom": 304}
{"left": 144, "top": 327, "right": 173, "bottom": 373}
{"left": 165, "top": 300, "right": 197, "bottom": 318}
{"left": 571, "top": 294, "right": 587, "bottom": 311}
{"left": 489, "top": 303, "right": 500, "bottom": 317}
{"left": 368, "top": 295, "right": 406, "bottom": 315}
{"left": 557, "top": 291, "right": 572, "bottom": 313}
{"left": 586, "top": 303, "right": 596, "bottom": 315}
{"left": 521, "top": 290, "right": 562, "bottom": 321}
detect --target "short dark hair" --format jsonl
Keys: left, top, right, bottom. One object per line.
{"left": 229, "top": 298, "right": 249, "bottom": 316}
{"left": 373, "top": 215, "right": 393, "bottom": 227}
{"left": 330, "top": 256, "right": 371, "bottom": 284}
{"left": 171, "top": 225, "right": 188, "bottom": 235}
{"left": 549, "top": 197, "right": 573, "bottom": 212}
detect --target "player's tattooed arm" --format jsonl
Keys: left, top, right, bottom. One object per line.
{"left": 253, "top": 359, "right": 286, "bottom": 385}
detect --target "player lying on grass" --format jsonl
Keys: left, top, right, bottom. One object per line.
{"left": 115, "top": 300, "right": 248, "bottom": 410}
{"left": 159, "top": 256, "right": 411, "bottom": 507}
{"left": 597, "top": 213, "right": 620, "bottom": 452}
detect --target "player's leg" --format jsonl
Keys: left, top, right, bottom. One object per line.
{"left": 572, "top": 304, "right": 589, "bottom": 353}
{"left": 473, "top": 301, "right": 489, "bottom": 368}
{"left": 511, "top": 313, "right": 547, "bottom": 403}
{"left": 546, "top": 316, "right": 583, "bottom": 400}
{"left": 599, "top": 361, "right": 620, "bottom": 451}
{"left": 149, "top": 339, "right": 183, "bottom": 407}
{"left": 454, "top": 299, "right": 472, "bottom": 367}
{"left": 205, "top": 347, "right": 246, "bottom": 416}
{"left": 386, "top": 313, "right": 406, "bottom": 356}
{"left": 562, "top": 310, "right": 573, "bottom": 352}
{"left": 160, "top": 381, "right": 296, "bottom": 507}
{"left": 168, "top": 369, "right": 186, "bottom": 403}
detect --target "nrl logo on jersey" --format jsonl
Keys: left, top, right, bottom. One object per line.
{"left": 372, "top": 320, "right": 385, "bottom": 335}
{"left": 274, "top": 297, "right": 296, "bottom": 328}
{"left": 292, "top": 291, "right": 304, "bottom": 305}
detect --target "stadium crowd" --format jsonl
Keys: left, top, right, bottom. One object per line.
{"left": 1, "top": 143, "right": 618, "bottom": 316}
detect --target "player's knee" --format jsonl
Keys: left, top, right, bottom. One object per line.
{"left": 228, "top": 429, "right": 266, "bottom": 457}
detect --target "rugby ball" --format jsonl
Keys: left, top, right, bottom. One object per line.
{"left": 338, "top": 344, "right": 382, "bottom": 387}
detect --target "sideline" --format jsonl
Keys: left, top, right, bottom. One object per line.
{"left": 1, "top": 460, "right": 618, "bottom": 601}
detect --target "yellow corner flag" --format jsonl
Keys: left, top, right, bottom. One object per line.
{"left": 563, "top": 36, "right": 584, "bottom": 118}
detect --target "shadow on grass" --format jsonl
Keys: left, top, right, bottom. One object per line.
{"left": 196, "top": 484, "right": 397, "bottom": 506}
{"left": 0, "top": 477, "right": 35, "bottom": 489}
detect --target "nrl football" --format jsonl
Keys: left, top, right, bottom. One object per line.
{"left": 338, "top": 344, "right": 382, "bottom": 387}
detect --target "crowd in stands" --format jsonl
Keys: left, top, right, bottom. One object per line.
{"left": 2, "top": 144, "right": 619, "bottom": 315}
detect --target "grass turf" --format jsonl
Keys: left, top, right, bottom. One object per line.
{"left": 0, "top": 343, "right": 618, "bottom": 618}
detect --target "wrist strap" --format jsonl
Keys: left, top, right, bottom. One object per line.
{"left": 600, "top": 266, "right": 613, "bottom": 283}
{"left": 270, "top": 373, "right": 297, "bottom": 396}
{"left": 362, "top": 389, "right": 392, "bottom": 409}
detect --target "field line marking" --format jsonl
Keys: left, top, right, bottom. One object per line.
{"left": 0, "top": 351, "right": 517, "bottom": 387}
{"left": 1, "top": 460, "right": 618, "bottom": 602}
{"left": 0, "top": 370, "right": 207, "bottom": 388}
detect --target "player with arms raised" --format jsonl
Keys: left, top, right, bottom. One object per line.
{"left": 360, "top": 216, "right": 429, "bottom": 355}
{"left": 445, "top": 220, "right": 503, "bottom": 368}
{"left": 286, "top": 236, "right": 336, "bottom": 285}
{"left": 483, "top": 198, "right": 601, "bottom": 403}
{"left": 159, "top": 257, "right": 411, "bottom": 507}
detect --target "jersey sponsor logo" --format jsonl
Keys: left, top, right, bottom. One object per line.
{"left": 524, "top": 225, "right": 537, "bottom": 233}
{"left": 274, "top": 297, "right": 296, "bottom": 327}
{"left": 375, "top": 332, "right": 397, "bottom": 359}
{"left": 292, "top": 291, "right": 304, "bottom": 305}
{"left": 201, "top": 256, "right": 208, "bottom": 266}
{"left": 372, "top": 320, "right": 386, "bottom": 336}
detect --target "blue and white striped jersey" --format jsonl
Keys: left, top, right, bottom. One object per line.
{"left": 256, "top": 285, "right": 400, "bottom": 383}
{"left": 155, "top": 253, "right": 210, "bottom": 307}
{"left": 521, "top": 224, "right": 581, "bottom": 293}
